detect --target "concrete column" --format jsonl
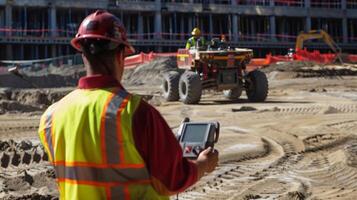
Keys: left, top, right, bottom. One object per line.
{"left": 343, "top": 17, "right": 348, "bottom": 43}
{"left": 155, "top": 11, "right": 162, "bottom": 39}
{"left": 209, "top": 14, "right": 213, "bottom": 38}
{"left": 231, "top": 0, "right": 236, "bottom": 6}
{"left": 269, "top": 0, "right": 274, "bottom": 6}
{"left": 188, "top": 15, "right": 193, "bottom": 35}
{"left": 232, "top": 14, "right": 238, "bottom": 41}
{"left": 0, "top": 9, "right": 5, "bottom": 36}
{"left": 137, "top": 13, "right": 144, "bottom": 39}
{"left": 20, "top": 45, "right": 24, "bottom": 60}
{"left": 35, "top": 46, "right": 39, "bottom": 59}
{"left": 169, "top": 15, "right": 173, "bottom": 40}
{"left": 49, "top": 7, "right": 57, "bottom": 37}
{"left": 6, "top": 45, "right": 13, "bottom": 60}
{"left": 173, "top": 12, "right": 177, "bottom": 39}
{"left": 305, "top": 0, "right": 311, "bottom": 32}
{"left": 250, "top": 19, "right": 255, "bottom": 36}
{"left": 5, "top": 4, "right": 12, "bottom": 37}
{"left": 228, "top": 15, "right": 232, "bottom": 41}
{"left": 270, "top": 16, "right": 276, "bottom": 41}
{"left": 44, "top": 45, "right": 48, "bottom": 58}
{"left": 306, "top": 16, "right": 311, "bottom": 32}
{"left": 22, "top": 6, "right": 27, "bottom": 35}
{"left": 155, "top": 0, "right": 162, "bottom": 39}
{"left": 341, "top": 0, "right": 347, "bottom": 9}
{"left": 180, "top": 15, "right": 184, "bottom": 40}
{"left": 51, "top": 45, "right": 57, "bottom": 58}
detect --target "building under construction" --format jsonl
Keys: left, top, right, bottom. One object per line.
{"left": 1, "top": 0, "right": 357, "bottom": 60}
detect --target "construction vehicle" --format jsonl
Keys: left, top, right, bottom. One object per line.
{"left": 161, "top": 39, "right": 268, "bottom": 104}
{"left": 295, "top": 29, "right": 343, "bottom": 63}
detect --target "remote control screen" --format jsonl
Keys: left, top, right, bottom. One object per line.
{"left": 182, "top": 124, "right": 208, "bottom": 142}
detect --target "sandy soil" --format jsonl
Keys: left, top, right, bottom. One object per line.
{"left": 0, "top": 60, "right": 357, "bottom": 200}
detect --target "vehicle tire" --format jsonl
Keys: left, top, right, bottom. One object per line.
{"left": 179, "top": 71, "right": 202, "bottom": 104}
{"left": 245, "top": 70, "right": 268, "bottom": 102}
{"left": 223, "top": 86, "right": 243, "bottom": 100}
{"left": 162, "top": 71, "right": 180, "bottom": 101}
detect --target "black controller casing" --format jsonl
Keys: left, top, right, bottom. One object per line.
{"left": 177, "top": 122, "right": 219, "bottom": 159}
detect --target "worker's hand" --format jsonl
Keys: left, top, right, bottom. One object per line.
{"left": 196, "top": 147, "right": 219, "bottom": 174}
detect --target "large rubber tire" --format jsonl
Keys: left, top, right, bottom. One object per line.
{"left": 245, "top": 70, "right": 268, "bottom": 102}
{"left": 179, "top": 71, "right": 202, "bottom": 104}
{"left": 161, "top": 71, "right": 180, "bottom": 101}
{"left": 223, "top": 86, "right": 243, "bottom": 100}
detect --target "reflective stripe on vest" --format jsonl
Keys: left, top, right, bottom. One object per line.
{"left": 43, "top": 107, "right": 55, "bottom": 162}
{"left": 103, "top": 89, "right": 128, "bottom": 165}
{"left": 55, "top": 165, "right": 150, "bottom": 184}
{"left": 39, "top": 88, "right": 169, "bottom": 200}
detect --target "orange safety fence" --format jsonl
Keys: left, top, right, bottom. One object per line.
{"left": 124, "top": 49, "right": 357, "bottom": 69}
{"left": 347, "top": 54, "right": 357, "bottom": 63}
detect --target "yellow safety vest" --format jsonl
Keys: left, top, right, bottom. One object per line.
{"left": 38, "top": 87, "right": 169, "bottom": 200}
{"left": 185, "top": 37, "right": 206, "bottom": 49}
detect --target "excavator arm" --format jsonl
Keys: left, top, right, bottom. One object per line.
{"left": 295, "top": 30, "right": 343, "bottom": 63}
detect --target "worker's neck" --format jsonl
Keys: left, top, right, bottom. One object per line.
{"left": 85, "top": 64, "right": 123, "bottom": 83}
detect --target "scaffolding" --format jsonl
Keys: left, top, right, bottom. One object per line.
{"left": 0, "top": 0, "right": 357, "bottom": 60}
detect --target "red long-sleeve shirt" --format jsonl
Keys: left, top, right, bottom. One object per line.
{"left": 78, "top": 75, "right": 198, "bottom": 195}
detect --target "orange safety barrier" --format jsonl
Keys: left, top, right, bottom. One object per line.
{"left": 294, "top": 49, "right": 337, "bottom": 64}
{"left": 123, "top": 49, "right": 357, "bottom": 69}
{"left": 347, "top": 54, "right": 357, "bottom": 63}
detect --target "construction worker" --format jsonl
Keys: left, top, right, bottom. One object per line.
{"left": 186, "top": 27, "right": 206, "bottom": 49}
{"left": 38, "top": 10, "right": 218, "bottom": 200}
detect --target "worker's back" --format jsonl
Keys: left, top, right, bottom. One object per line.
{"left": 38, "top": 87, "right": 168, "bottom": 200}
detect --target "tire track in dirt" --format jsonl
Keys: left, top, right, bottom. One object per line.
{"left": 293, "top": 137, "right": 357, "bottom": 200}
{"left": 327, "top": 119, "right": 357, "bottom": 131}
{"left": 178, "top": 127, "right": 308, "bottom": 200}
{"left": 177, "top": 137, "right": 282, "bottom": 200}
{"left": 0, "top": 140, "right": 48, "bottom": 169}
{"left": 179, "top": 119, "right": 356, "bottom": 200}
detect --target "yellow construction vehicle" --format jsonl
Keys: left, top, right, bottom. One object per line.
{"left": 295, "top": 30, "right": 343, "bottom": 63}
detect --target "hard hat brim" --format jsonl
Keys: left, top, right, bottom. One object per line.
{"left": 71, "top": 34, "right": 135, "bottom": 56}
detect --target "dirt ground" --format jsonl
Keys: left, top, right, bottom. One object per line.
{"left": 0, "top": 60, "right": 357, "bottom": 200}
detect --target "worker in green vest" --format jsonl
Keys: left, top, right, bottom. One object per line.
{"left": 186, "top": 27, "right": 207, "bottom": 49}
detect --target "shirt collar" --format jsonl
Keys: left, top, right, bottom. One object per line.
{"left": 78, "top": 75, "right": 122, "bottom": 89}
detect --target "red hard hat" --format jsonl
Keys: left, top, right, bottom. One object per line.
{"left": 71, "top": 10, "right": 135, "bottom": 55}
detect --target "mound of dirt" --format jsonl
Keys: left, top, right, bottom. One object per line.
{"left": 0, "top": 65, "right": 85, "bottom": 89}
{"left": 1, "top": 57, "right": 178, "bottom": 89}
{"left": 0, "top": 88, "right": 71, "bottom": 114}
{"left": 123, "top": 57, "right": 179, "bottom": 86}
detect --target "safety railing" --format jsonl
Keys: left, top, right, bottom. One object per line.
{"left": 0, "top": 29, "right": 353, "bottom": 44}
{"left": 347, "top": 0, "right": 357, "bottom": 9}
{"left": 161, "top": 0, "right": 231, "bottom": 4}
{"left": 310, "top": 0, "right": 341, "bottom": 8}
{"left": 274, "top": 0, "right": 304, "bottom": 7}
{"left": 0, "top": 28, "right": 76, "bottom": 37}
{"left": 235, "top": 0, "right": 270, "bottom": 6}
{"left": 109, "top": 0, "right": 155, "bottom": 4}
